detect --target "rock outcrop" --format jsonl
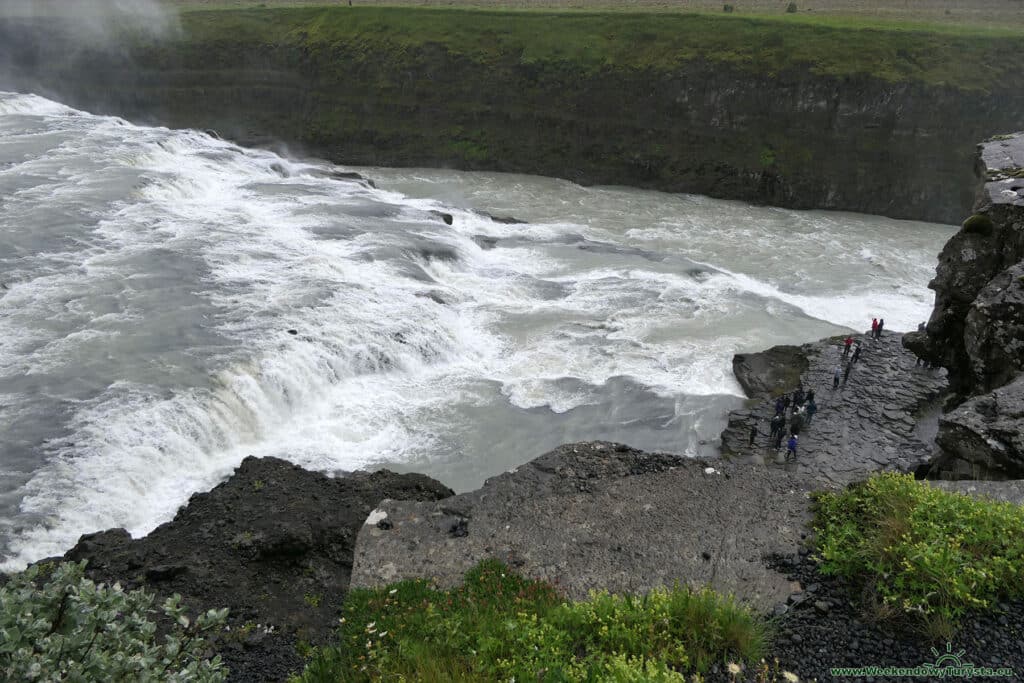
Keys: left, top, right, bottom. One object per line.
{"left": 53, "top": 456, "right": 453, "bottom": 682}
{"left": 731, "top": 345, "right": 808, "bottom": 400}
{"left": 904, "top": 133, "right": 1024, "bottom": 480}
{"left": 721, "top": 333, "right": 948, "bottom": 487}
{"left": 352, "top": 442, "right": 816, "bottom": 613}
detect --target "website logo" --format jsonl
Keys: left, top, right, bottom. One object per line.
{"left": 830, "top": 643, "right": 1014, "bottom": 678}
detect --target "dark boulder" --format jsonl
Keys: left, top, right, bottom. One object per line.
{"left": 732, "top": 344, "right": 809, "bottom": 399}
{"left": 54, "top": 456, "right": 453, "bottom": 682}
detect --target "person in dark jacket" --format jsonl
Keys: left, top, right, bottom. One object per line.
{"left": 775, "top": 396, "right": 785, "bottom": 415}
{"left": 877, "top": 318, "right": 885, "bottom": 338}
{"left": 833, "top": 364, "right": 842, "bottom": 389}
{"left": 770, "top": 414, "right": 783, "bottom": 441}
{"left": 806, "top": 398, "right": 818, "bottom": 426}
{"left": 851, "top": 343, "right": 862, "bottom": 364}
{"left": 782, "top": 394, "right": 792, "bottom": 413}
{"left": 793, "top": 386, "right": 805, "bottom": 408}
{"left": 786, "top": 434, "right": 798, "bottom": 461}
{"left": 843, "top": 361, "right": 853, "bottom": 385}
{"left": 790, "top": 410, "right": 805, "bottom": 436}
{"left": 773, "top": 427, "right": 786, "bottom": 451}
{"left": 806, "top": 388, "right": 815, "bottom": 404}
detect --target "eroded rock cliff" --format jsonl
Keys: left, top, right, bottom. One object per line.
{"left": 904, "top": 133, "right": 1024, "bottom": 479}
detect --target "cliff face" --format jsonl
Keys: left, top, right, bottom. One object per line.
{"left": 904, "top": 133, "right": 1024, "bottom": 479}
{"left": 2, "top": 9, "right": 1023, "bottom": 223}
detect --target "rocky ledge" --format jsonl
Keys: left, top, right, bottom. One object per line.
{"left": 352, "top": 442, "right": 815, "bottom": 612}
{"left": 722, "top": 332, "right": 947, "bottom": 487}
{"left": 49, "top": 456, "right": 452, "bottom": 682}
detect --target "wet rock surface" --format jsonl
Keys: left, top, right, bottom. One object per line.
{"left": 721, "top": 333, "right": 948, "bottom": 487}
{"left": 52, "top": 456, "right": 453, "bottom": 682}
{"left": 352, "top": 442, "right": 816, "bottom": 612}
{"left": 931, "top": 478, "right": 1024, "bottom": 505}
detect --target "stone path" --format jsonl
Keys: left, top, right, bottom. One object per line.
{"left": 720, "top": 332, "right": 948, "bottom": 487}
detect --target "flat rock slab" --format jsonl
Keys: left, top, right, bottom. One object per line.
{"left": 352, "top": 442, "right": 815, "bottom": 612}
{"left": 721, "top": 333, "right": 948, "bottom": 487}
{"left": 931, "top": 479, "right": 1024, "bottom": 506}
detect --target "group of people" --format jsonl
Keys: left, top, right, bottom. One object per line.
{"left": 746, "top": 316, "right": 890, "bottom": 463}
{"left": 747, "top": 385, "right": 818, "bottom": 461}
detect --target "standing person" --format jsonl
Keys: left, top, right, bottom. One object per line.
{"left": 843, "top": 361, "right": 853, "bottom": 385}
{"left": 775, "top": 396, "right": 785, "bottom": 416}
{"left": 851, "top": 343, "right": 862, "bottom": 364}
{"left": 871, "top": 318, "right": 878, "bottom": 338}
{"left": 806, "top": 398, "right": 818, "bottom": 426}
{"left": 793, "top": 386, "right": 805, "bottom": 409}
{"left": 806, "top": 388, "right": 815, "bottom": 404}
{"left": 790, "top": 409, "right": 805, "bottom": 436}
{"left": 877, "top": 318, "right": 885, "bottom": 339}
{"left": 782, "top": 394, "right": 792, "bottom": 414}
{"left": 748, "top": 419, "right": 759, "bottom": 447}
{"left": 842, "top": 336, "right": 853, "bottom": 359}
{"left": 773, "top": 426, "right": 786, "bottom": 452}
{"left": 770, "top": 413, "right": 783, "bottom": 441}
{"left": 786, "top": 434, "right": 798, "bottom": 461}
{"left": 833, "top": 364, "right": 842, "bottom": 389}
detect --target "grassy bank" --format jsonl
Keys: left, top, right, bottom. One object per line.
{"left": 295, "top": 560, "right": 766, "bottom": 681}
{"left": 167, "top": 0, "right": 1024, "bottom": 31}
{"left": 170, "top": 6, "right": 1024, "bottom": 91}
{"left": 814, "top": 473, "right": 1024, "bottom": 639}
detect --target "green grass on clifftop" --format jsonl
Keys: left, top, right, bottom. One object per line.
{"left": 814, "top": 473, "right": 1024, "bottom": 639}
{"left": 294, "top": 559, "right": 765, "bottom": 681}
{"left": 171, "top": 6, "right": 1024, "bottom": 91}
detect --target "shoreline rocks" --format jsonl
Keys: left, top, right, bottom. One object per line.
{"left": 50, "top": 456, "right": 453, "bottom": 682}
{"left": 721, "top": 332, "right": 948, "bottom": 487}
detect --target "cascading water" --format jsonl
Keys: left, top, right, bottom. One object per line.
{"left": 0, "top": 92, "right": 954, "bottom": 570}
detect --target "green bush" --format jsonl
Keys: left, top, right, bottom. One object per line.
{"left": 786, "top": 3, "right": 798, "bottom": 13}
{"left": 0, "top": 561, "right": 229, "bottom": 682}
{"left": 962, "top": 213, "right": 995, "bottom": 235}
{"left": 296, "top": 559, "right": 764, "bottom": 682}
{"left": 814, "top": 473, "right": 1024, "bottom": 637}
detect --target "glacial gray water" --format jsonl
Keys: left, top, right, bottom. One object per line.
{"left": 0, "top": 92, "right": 954, "bottom": 570}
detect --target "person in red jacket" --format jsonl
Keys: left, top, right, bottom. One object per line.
{"left": 842, "top": 336, "right": 854, "bottom": 359}
{"left": 871, "top": 318, "right": 878, "bottom": 338}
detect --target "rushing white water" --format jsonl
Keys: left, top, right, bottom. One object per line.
{"left": 0, "top": 92, "right": 953, "bottom": 570}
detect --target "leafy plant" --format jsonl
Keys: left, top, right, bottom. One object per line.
{"left": 814, "top": 473, "right": 1024, "bottom": 637}
{"left": 295, "top": 559, "right": 764, "bottom": 681}
{"left": 0, "top": 561, "right": 229, "bottom": 681}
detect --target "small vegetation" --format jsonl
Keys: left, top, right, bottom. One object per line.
{"left": 962, "top": 213, "right": 995, "bottom": 234}
{"left": 814, "top": 473, "right": 1024, "bottom": 639}
{"left": 0, "top": 561, "right": 228, "bottom": 682}
{"left": 786, "top": 3, "right": 798, "bottom": 13}
{"left": 295, "top": 559, "right": 766, "bottom": 681}
{"left": 167, "top": 6, "right": 1024, "bottom": 92}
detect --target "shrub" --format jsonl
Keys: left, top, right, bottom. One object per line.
{"left": 296, "top": 559, "right": 765, "bottom": 681}
{"left": 962, "top": 213, "right": 995, "bottom": 235}
{"left": 723, "top": 4, "right": 735, "bottom": 12}
{"left": 786, "top": 3, "right": 798, "bottom": 13}
{"left": 814, "top": 473, "right": 1024, "bottom": 637}
{"left": 0, "top": 561, "right": 228, "bottom": 682}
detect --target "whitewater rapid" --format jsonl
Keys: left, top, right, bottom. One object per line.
{"left": 0, "top": 92, "right": 953, "bottom": 570}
